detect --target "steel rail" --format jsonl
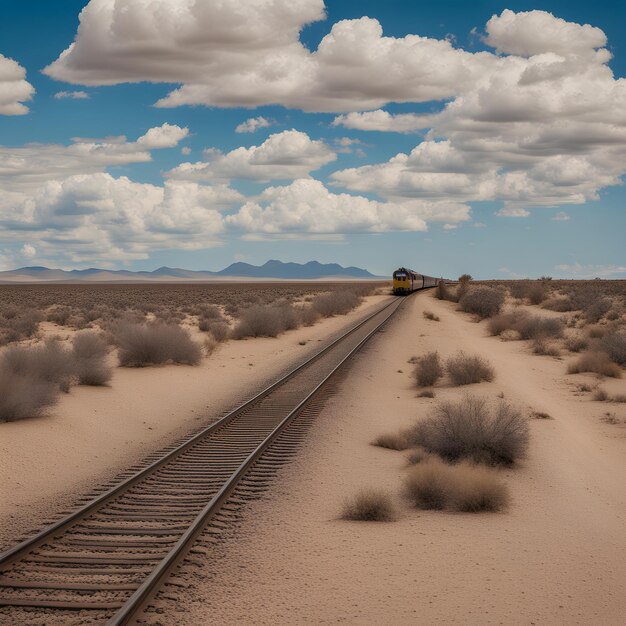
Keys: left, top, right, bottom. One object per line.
{"left": 106, "top": 294, "right": 404, "bottom": 625}
{"left": 0, "top": 296, "right": 398, "bottom": 572}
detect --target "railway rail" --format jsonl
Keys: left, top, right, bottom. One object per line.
{"left": 0, "top": 294, "right": 408, "bottom": 625}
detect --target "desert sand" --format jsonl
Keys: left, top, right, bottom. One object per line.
{"left": 0, "top": 295, "right": 387, "bottom": 549}
{"left": 163, "top": 289, "right": 626, "bottom": 626}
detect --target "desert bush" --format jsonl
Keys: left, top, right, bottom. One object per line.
{"left": 406, "top": 448, "right": 431, "bottom": 465}
{"left": 112, "top": 321, "right": 202, "bottom": 367}
{"left": 372, "top": 431, "right": 410, "bottom": 451}
{"left": 459, "top": 287, "right": 504, "bottom": 318}
{"left": 414, "top": 351, "right": 443, "bottom": 387}
{"left": 404, "top": 457, "right": 508, "bottom": 512}
{"left": 593, "top": 388, "right": 609, "bottom": 401}
{"left": 527, "top": 282, "right": 548, "bottom": 305}
{"left": 408, "top": 395, "right": 528, "bottom": 465}
{"left": 0, "top": 310, "right": 42, "bottom": 345}
{"left": 584, "top": 298, "right": 612, "bottom": 323}
{"left": 417, "top": 389, "right": 435, "bottom": 398}
{"left": 207, "top": 321, "right": 230, "bottom": 343}
{"left": 564, "top": 335, "right": 588, "bottom": 352}
{"left": 532, "top": 338, "right": 560, "bottom": 356}
{"left": 232, "top": 304, "right": 300, "bottom": 339}
{"left": 0, "top": 365, "right": 58, "bottom": 422}
{"left": 46, "top": 305, "right": 72, "bottom": 326}
{"left": 435, "top": 281, "right": 453, "bottom": 301}
{"left": 423, "top": 310, "right": 440, "bottom": 321}
{"left": 71, "top": 332, "right": 112, "bottom": 385}
{"left": 341, "top": 488, "right": 397, "bottom": 522}
{"left": 2, "top": 339, "right": 75, "bottom": 391}
{"left": 567, "top": 352, "right": 621, "bottom": 378}
{"left": 487, "top": 310, "right": 529, "bottom": 336}
{"left": 446, "top": 352, "right": 495, "bottom": 386}
{"left": 599, "top": 331, "right": 626, "bottom": 366}
{"left": 542, "top": 296, "right": 575, "bottom": 312}
{"left": 517, "top": 316, "right": 564, "bottom": 341}
{"left": 311, "top": 291, "right": 361, "bottom": 317}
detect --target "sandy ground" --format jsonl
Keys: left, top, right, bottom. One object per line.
{"left": 0, "top": 295, "right": 388, "bottom": 549}
{"left": 171, "top": 290, "right": 626, "bottom": 626}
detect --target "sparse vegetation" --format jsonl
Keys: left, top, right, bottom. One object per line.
{"left": 408, "top": 396, "right": 529, "bottom": 466}
{"left": 446, "top": 352, "right": 495, "bottom": 386}
{"left": 341, "top": 488, "right": 397, "bottom": 521}
{"left": 458, "top": 286, "right": 505, "bottom": 318}
{"left": 567, "top": 352, "right": 621, "bottom": 378}
{"left": 0, "top": 366, "right": 57, "bottom": 422}
{"left": 417, "top": 389, "right": 435, "bottom": 398}
{"left": 71, "top": 332, "right": 112, "bottom": 386}
{"left": 232, "top": 304, "right": 298, "bottom": 339}
{"left": 414, "top": 351, "right": 444, "bottom": 387}
{"left": 112, "top": 321, "right": 202, "bottom": 367}
{"left": 372, "top": 431, "right": 410, "bottom": 451}
{"left": 404, "top": 457, "right": 508, "bottom": 512}
{"left": 423, "top": 310, "right": 440, "bottom": 321}
{"left": 600, "top": 331, "right": 626, "bottom": 367}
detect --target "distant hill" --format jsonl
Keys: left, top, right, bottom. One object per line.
{"left": 0, "top": 260, "right": 379, "bottom": 283}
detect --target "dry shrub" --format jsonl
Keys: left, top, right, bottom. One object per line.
{"left": 599, "top": 331, "right": 626, "bottom": 366}
{"left": 567, "top": 352, "right": 621, "bottom": 378}
{"left": 527, "top": 282, "right": 548, "bottom": 305}
{"left": 2, "top": 339, "right": 75, "bottom": 392}
{"left": 46, "top": 305, "right": 72, "bottom": 326}
{"left": 404, "top": 457, "right": 508, "bottom": 512}
{"left": 0, "top": 366, "right": 57, "bottom": 422}
{"left": 585, "top": 298, "right": 612, "bottom": 323}
{"left": 0, "top": 310, "right": 42, "bottom": 345}
{"left": 436, "top": 281, "right": 457, "bottom": 302}
{"left": 406, "top": 447, "right": 431, "bottom": 465}
{"left": 564, "top": 335, "right": 588, "bottom": 353}
{"left": 414, "top": 351, "right": 443, "bottom": 387}
{"left": 487, "top": 310, "right": 529, "bottom": 336}
{"left": 207, "top": 321, "right": 230, "bottom": 343}
{"left": 459, "top": 287, "right": 504, "bottom": 318}
{"left": 409, "top": 395, "right": 528, "bottom": 465}
{"left": 446, "top": 352, "right": 495, "bottom": 386}
{"left": 72, "top": 332, "right": 112, "bottom": 386}
{"left": 372, "top": 431, "right": 410, "bottom": 451}
{"left": 543, "top": 296, "right": 575, "bottom": 312}
{"left": 417, "top": 389, "right": 435, "bottom": 398}
{"left": 423, "top": 310, "right": 440, "bottom": 321}
{"left": 588, "top": 326, "right": 606, "bottom": 339}
{"left": 341, "top": 488, "right": 397, "bottom": 521}
{"left": 232, "top": 304, "right": 300, "bottom": 339}
{"left": 518, "top": 316, "right": 564, "bottom": 341}
{"left": 311, "top": 291, "right": 361, "bottom": 317}
{"left": 532, "top": 338, "right": 560, "bottom": 357}
{"left": 113, "top": 321, "right": 202, "bottom": 367}
{"left": 299, "top": 306, "right": 320, "bottom": 327}
{"left": 593, "top": 388, "right": 609, "bottom": 401}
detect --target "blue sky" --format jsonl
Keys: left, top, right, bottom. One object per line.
{"left": 0, "top": 0, "right": 624, "bottom": 278}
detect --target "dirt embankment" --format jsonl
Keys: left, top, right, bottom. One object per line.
{"left": 166, "top": 290, "right": 626, "bottom": 626}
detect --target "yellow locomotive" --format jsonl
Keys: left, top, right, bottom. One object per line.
{"left": 392, "top": 267, "right": 439, "bottom": 295}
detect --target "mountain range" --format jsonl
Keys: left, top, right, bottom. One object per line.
{"left": 0, "top": 260, "right": 379, "bottom": 283}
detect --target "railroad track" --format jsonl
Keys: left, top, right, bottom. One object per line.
{"left": 0, "top": 295, "right": 406, "bottom": 625}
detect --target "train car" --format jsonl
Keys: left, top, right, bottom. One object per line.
{"left": 393, "top": 267, "right": 440, "bottom": 295}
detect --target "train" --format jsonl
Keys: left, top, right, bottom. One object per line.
{"left": 392, "top": 267, "right": 439, "bottom": 295}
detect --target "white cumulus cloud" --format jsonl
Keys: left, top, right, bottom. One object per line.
{"left": 235, "top": 116, "right": 272, "bottom": 133}
{"left": 0, "top": 53, "right": 35, "bottom": 115}
{"left": 168, "top": 130, "right": 336, "bottom": 183}
{"left": 333, "top": 110, "right": 432, "bottom": 133}
{"left": 54, "top": 90, "right": 90, "bottom": 100}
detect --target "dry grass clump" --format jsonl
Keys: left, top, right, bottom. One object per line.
{"left": 459, "top": 286, "right": 505, "bottom": 318}
{"left": 567, "top": 352, "right": 621, "bottom": 378}
{"left": 542, "top": 296, "right": 574, "bottom": 312}
{"left": 417, "top": 389, "right": 435, "bottom": 398}
{"left": 414, "top": 351, "right": 443, "bottom": 387}
{"left": 205, "top": 321, "right": 230, "bottom": 343}
{"left": 599, "top": 331, "right": 626, "bottom": 367}
{"left": 423, "top": 310, "right": 440, "bottom": 321}
{"left": 71, "top": 332, "right": 112, "bottom": 386}
{"left": 112, "top": 321, "right": 202, "bottom": 367}
{"left": 310, "top": 290, "right": 361, "bottom": 317}
{"left": 409, "top": 396, "right": 529, "bottom": 466}
{"left": 372, "top": 431, "right": 411, "bottom": 451}
{"left": 341, "top": 488, "right": 397, "bottom": 521}
{"left": 232, "top": 304, "right": 299, "bottom": 339}
{"left": 404, "top": 457, "right": 508, "bottom": 512}
{"left": 564, "top": 335, "right": 588, "bottom": 353}
{"left": 487, "top": 310, "right": 528, "bottom": 336}
{"left": 0, "top": 310, "right": 42, "bottom": 345}
{"left": 593, "top": 388, "right": 626, "bottom": 403}
{"left": 446, "top": 352, "right": 495, "bottom": 386}
{"left": 518, "top": 316, "right": 564, "bottom": 341}
{"left": 0, "top": 365, "right": 57, "bottom": 422}
{"left": 532, "top": 338, "right": 561, "bottom": 357}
